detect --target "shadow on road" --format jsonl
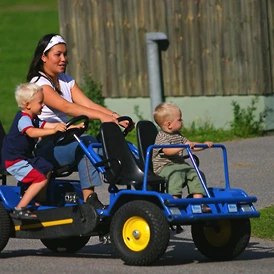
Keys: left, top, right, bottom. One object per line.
{"left": 1, "top": 235, "right": 274, "bottom": 267}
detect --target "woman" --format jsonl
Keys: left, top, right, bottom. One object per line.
{"left": 27, "top": 33, "right": 131, "bottom": 209}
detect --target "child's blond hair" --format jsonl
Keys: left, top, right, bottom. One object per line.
{"left": 153, "top": 102, "right": 181, "bottom": 127}
{"left": 15, "top": 83, "right": 43, "bottom": 109}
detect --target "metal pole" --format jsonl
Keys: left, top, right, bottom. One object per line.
{"left": 145, "top": 32, "right": 169, "bottom": 121}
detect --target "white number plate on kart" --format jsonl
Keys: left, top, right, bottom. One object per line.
{"left": 228, "top": 204, "right": 238, "bottom": 213}
{"left": 191, "top": 205, "right": 202, "bottom": 213}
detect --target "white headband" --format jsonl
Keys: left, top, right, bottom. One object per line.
{"left": 43, "top": 35, "right": 66, "bottom": 53}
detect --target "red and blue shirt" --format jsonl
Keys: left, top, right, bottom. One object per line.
{"left": 2, "top": 111, "right": 46, "bottom": 164}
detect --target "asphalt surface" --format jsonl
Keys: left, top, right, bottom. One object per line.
{"left": 196, "top": 135, "right": 274, "bottom": 210}
{"left": 1, "top": 135, "right": 274, "bottom": 273}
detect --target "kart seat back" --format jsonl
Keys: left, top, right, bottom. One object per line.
{"left": 0, "top": 121, "right": 9, "bottom": 185}
{"left": 99, "top": 122, "right": 165, "bottom": 188}
{"left": 136, "top": 120, "right": 158, "bottom": 171}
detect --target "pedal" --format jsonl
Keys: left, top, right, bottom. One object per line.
{"left": 99, "top": 234, "right": 111, "bottom": 245}
{"left": 175, "top": 225, "right": 184, "bottom": 234}
{"left": 170, "top": 225, "right": 184, "bottom": 234}
{"left": 64, "top": 192, "right": 78, "bottom": 204}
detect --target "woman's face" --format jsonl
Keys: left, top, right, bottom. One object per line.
{"left": 42, "top": 43, "right": 68, "bottom": 76}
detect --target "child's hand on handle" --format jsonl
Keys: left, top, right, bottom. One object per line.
{"left": 186, "top": 141, "right": 213, "bottom": 151}
{"left": 204, "top": 141, "right": 214, "bottom": 148}
{"left": 54, "top": 123, "right": 67, "bottom": 133}
{"left": 186, "top": 141, "right": 196, "bottom": 149}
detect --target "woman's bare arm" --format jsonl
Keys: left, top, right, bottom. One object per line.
{"left": 41, "top": 84, "right": 118, "bottom": 123}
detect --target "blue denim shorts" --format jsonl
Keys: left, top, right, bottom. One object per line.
{"left": 38, "top": 134, "right": 102, "bottom": 189}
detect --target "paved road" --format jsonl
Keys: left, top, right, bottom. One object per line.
{"left": 197, "top": 135, "right": 274, "bottom": 210}
{"left": 1, "top": 229, "right": 274, "bottom": 274}
{"left": 1, "top": 135, "right": 274, "bottom": 273}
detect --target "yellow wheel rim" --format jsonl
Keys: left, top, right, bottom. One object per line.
{"left": 122, "top": 216, "right": 150, "bottom": 252}
{"left": 204, "top": 220, "right": 232, "bottom": 247}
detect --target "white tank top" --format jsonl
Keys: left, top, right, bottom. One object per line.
{"left": 30, "top": 73, "right": 75, "bottom": 123}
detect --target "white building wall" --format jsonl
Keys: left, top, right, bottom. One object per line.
{"left": 105, "top": 95, "right": 274, "bottom": 131}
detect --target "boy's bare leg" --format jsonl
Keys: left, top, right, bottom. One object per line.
{"left": 193, "top": 193, "right": 203, "bottom": 198}
{"left": 17, "top": 179, "right": 48, "bottom": 208}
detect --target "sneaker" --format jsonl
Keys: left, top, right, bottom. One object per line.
{"left": 170, "top": 225, "right": 184, "bottom": 234}
{"left": 86, "top": 192, "right": 106, "bottom": 209}
{"left": 175, "top": 225, "right": 184, "bottom": 234}
{"left": 201, "top": 204, "right": 212, "bottom": 213}
{"left": 99, "top": 234, "right": 111, "bottom": 245}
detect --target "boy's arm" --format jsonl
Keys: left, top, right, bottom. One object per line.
{"left": 25, "top": 123, "right": 67, "bottom": 138}
{"left": 44, "top": 121, "right": 85, "bottom": 130}
{"left": 162, "top": 147, "right": 183, "bottom": 156}
{"left": 156, "top": 131, "right": 185, "bottom": 156}
{"left": 187, "top": 141, "right": 214, "bottom": 151}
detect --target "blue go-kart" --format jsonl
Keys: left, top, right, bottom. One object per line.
{"left": 0, "top": 115, "right": 260, "bottom": 266}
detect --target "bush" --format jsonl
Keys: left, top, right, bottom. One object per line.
{"left": 182, "top": 117, "right": 234, "bottom": 143}
{"left": 81, "top": 75, "right": 105, "bottom": 136}
{"left": 230, "top": 97, "right": 265, "bottom": 138}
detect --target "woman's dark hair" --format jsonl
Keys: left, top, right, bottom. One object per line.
{"left": 26, "top": 33, "right": 63, "bottom": 94}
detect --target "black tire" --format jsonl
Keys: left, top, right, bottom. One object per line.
{"left": 0, "top": 203, "right": 11, "bottom": 252}
{"left": 41, "top": 236, "right": 90, "bottom": 253}
{"left": 191, "top": 219, "right": 251, "bottom": 261}
{"left": 110, "top": 200, "right": 170, "bottom": 266}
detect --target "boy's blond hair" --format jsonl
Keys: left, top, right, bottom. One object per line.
{"left": 15, "top": 83, "right": 43, "bottom": 109}
{"left": 153, "top": 102, "right": 181, "bottom": 127}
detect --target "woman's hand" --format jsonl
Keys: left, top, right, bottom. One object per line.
{"left": 118, "top": 120, "right": 135, "bottom": 132}
{"left": 99, "top": 112, "right": 135, "bottom": 132}
{"left": 67, "top": 122, "right": 85, "bottom": 130}
{"left": 115, "top": 114, "right": 135, "bottom": 132}
{"left": 99, "top": 113, "right": 119, "bottom": 124}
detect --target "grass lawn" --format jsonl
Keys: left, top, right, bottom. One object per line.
{"left": 251, "top": 206, "right": 274, "bottom": 240}
{"left": 0, "top": 0, "right": 59, "bottom": 131}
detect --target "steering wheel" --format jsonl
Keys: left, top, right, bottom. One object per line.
{"left": 117, "top": 116, "right": 134, "bottom": 137}
{"left": 53, "top": 115, "right": 89, "bottom": 146}
{"left": 95, "top": 116, "right": 134, "bottom": 142}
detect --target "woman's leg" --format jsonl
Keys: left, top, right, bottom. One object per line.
{"left": 38, "top": 135, "right": 104, "bottom": 207}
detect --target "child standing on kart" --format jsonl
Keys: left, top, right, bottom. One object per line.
{"left": 1, "top": 83, "right": 67, "bottom": 220}
{"left": 152, "top": 102, "right": 213, "bottom": 213}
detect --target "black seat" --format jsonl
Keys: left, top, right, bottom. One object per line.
{"left": 136, "top": 120, "right": 200, "bottom": 172}
{"left": 98, "top": 122, "right": 165, "bottom": 190}
{"left": 136, "top": 120, "right": 159, "bottom": 171}
{"left": 0, "top": 121, "right": 9, "bottom": 185}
